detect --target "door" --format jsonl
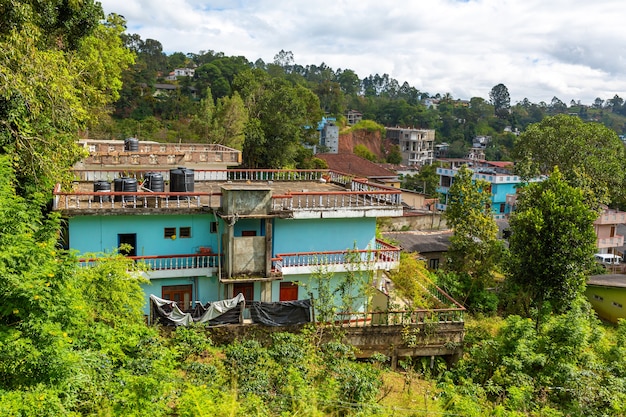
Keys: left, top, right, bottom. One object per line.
{"left": 279, "top": 281, "right": 299, "bottom": 301}
{"left": 233, "top": 282, "right": 254, "bottom": 301}
{"left": 118, "top": 233, "right": 136, "bottom": 256}
{"left": 162, "top": 285, "right": 192, "bottom": 310}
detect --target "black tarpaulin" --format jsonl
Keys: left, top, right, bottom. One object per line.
{"left": 249, "top": 299, "right": 312, "bottom": 326}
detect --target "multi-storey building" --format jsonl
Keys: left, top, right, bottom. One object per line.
{"left": 54, "top": 167, "right": 403, "bottom": 316}
{"left": 318, "top": 118, "right": 339, "bottom": 153}
{"left": 436, "top": 159, "right": 543, "bottom": 220}
{"left": 386, "top": 127, "right": 435, "bottom": 167}
{"left": 594, "top": 208, "right": 626, "bottom": 257}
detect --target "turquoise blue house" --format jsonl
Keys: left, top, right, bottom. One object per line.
{"left": 55, "top": 168, "right": 402, "bottom": 318}
{"left": 436, "top": 159, "right": 543, "bottom": 219}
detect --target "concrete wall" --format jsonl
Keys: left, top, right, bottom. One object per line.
{"left": 221, "top": 187, "right": 272, "bottom": 216}
{"left": 377, "top": 213, "right": 447, "bottom": 232}
{"left": 232, "top": 236, "right": 266, "bottom": 275}
{"left": 585, "top": 286, "right": 626, "bottom": 323}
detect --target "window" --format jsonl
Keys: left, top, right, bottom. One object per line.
{"left": 210, "top": 222, "right": 218, "bottom": 233}
{"left": 179, "top": 227, "right": 191, "bottom": 238}
{"left": 593, "top": 294, "right": 604, "bottom": 301}
{"left": 241, "top": 230, "right": 257, "bottom": 237}
{"left": 162, "top": 285, "right": 192, "bottom": 310}
{"left": 499, "top": 203, "right": 506, "bottom": 213}
{"left": 164, "top": 227, "right": 176, "bottom": 239}
{"left": 428, "top": 258, "right": 440, "bottom": 270}
{"left": 613, "top": 301, "right": 623, "bottom": 308}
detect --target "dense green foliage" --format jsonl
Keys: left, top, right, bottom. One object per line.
{"left": 440, "top": 165, "right": 504, "bottom": 313}
{"left": 440, "top": 300, "right": 626, "bottom": 416}
{"left": 0, "top": 4, "right": 133, "bottom": 197}
{"left": 513, "top": 114, "right": 626, "bottom": 207}
{"left": 86, "top": 33, "right": 626, "bottom": 171}
{"left": 507, "top": 168, "right": 598, "bottom": 325}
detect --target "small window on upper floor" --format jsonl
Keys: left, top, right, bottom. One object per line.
{"left": 179, "top": 227, "right": 191, "bottom": 238}
{"left": 164, "top": 227, "right": 176, "bottom": 239}
{"left": 210, "top": 222, "right": 218, "bottom": 233}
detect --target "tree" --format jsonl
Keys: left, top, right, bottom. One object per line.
{"left": 508, "top": 167, "right": 597, "bottom": 327}
{"left": 441, "top": 165, "right": 503, "bottom": 312}
{"left": 512, "top": 114, "right": 626, "bottom": 207}
{"left": 234, "top": 69, "right": 322, "bottom": 168}
{"left": 0, "top": 9, "right": 133, "bottom": 196}
{"left": 489, "top": 83, "right": 511, "bottom": 119}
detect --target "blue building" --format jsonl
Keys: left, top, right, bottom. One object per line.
{"left": 55, "top": 168, "right": 402, "bottom": 317}
{"left": 436, "top": 159, "right": 543, "bottom": 219}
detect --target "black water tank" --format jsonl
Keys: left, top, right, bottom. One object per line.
{"left": 93, "top": 180, "right": 111, "bottom": 202}
{"left": 124, "top": 137, "right": 139, "bottom": 151}
{"left": 114, "top": 177, "right": 138, "bottom": 202}
{"left": 169, "top": 167, "right": 194, "bottom": 192}
{"left": 143, "top": 172, "right": 164, "bottom": 192}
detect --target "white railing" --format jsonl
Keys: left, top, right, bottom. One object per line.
{"left": 53, "top": 191, "right": 217, "bottom": 210}
{"left": 79, "top": 253, "right": 220, "bottom": 270}
{"left": 271, "top": 240, "right": 400, "bottom": 273}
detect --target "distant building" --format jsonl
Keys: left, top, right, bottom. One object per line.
{"left": 386, "top": 127, "right": 435, "bottom": 167}
{"left": 346, "top": 110, "right": 363, "bottom": 126}
{"left": 436, "top": 159, "right": 541, "bottom": 220}
{"left": 166, "top": 68, "right": 195, "bottom": 80}
{"left": 318, "top": 117, "right": 339, "bottom": 153}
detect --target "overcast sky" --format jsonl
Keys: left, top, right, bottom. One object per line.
{"left": 100, "top": 0, "right": 626, "bottom": 105}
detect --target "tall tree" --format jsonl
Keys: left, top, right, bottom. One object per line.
{"left": 234, "top": 69, "right": 322, "bottom": 168}
{"left": 0, "top": 7, "right": 133, "bottom": 196}
{"left": 512, "top": 114, "right": 626, "bottom": 207}
{"left": 508, "top": 167, "right": 597, "bottom": 327}
{"left": 489, "top": 83, "right": 511, "bottom": 119}
{"left": 440, "top": 165, "right": 503, "bottom": 312}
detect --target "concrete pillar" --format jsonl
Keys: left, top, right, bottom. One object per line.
{"left": 265, "top": 218, "right": 272, "bottom": 277}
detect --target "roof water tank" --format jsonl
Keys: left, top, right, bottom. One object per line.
{"left": 169, "top": 167, "right": 194, "bottom": 192}
{"left": 124, "top": 137, "right": 139, "bottom": 151}
{"left": 93, "top": 180, "right": 111, "bottom": 203}
{"left": 143, "top": 172, "right": 164, "bottom": 192}
{"left": 114, "top": 177, "right": 138, "bottom": 202}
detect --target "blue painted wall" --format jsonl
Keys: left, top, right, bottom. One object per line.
{"left": 491, "top": 182, "right": 516, "bottom": 205}
{"left": 234, "top": 218, "right": 264, "bottom": 236}
{"left": 273, "top": 217, "right": 376, "bottom": 254}
{"left": 69, "top": 214, "right": 220, "bottom": 256}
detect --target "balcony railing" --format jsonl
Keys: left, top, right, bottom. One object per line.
{"left": 79, "top": 253, "right": 220, "bottom": 271}
{"left": 597, "top": 235, "right": 625, "bottom": 248}
{"left": 53, "top": 190, "right": 217, "bottom": 210}
{"left": 271, "top": 239, "right": 400, "bottom": 273}
{"left": 271, "top": 190, "right": 402, "bottom": 212}
{"left": 334, "top": 308, "right": 464, "bottom": 327}
{"left": 334, "top": 278, "right": 465, "bottom": 327}
{"left": 595, "top": 210, "right": 626, "bottom": 225}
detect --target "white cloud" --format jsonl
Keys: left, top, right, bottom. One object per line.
{"left": 100, "top": 0, "right": 626, "bottom": 104}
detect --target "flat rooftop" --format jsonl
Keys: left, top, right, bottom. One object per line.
{"left": 54, "top": 169, "right": 403, "bottom": 217}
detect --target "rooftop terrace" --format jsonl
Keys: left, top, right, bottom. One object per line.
{"left": 54, "top": 169, "right": 404, "bottom": 218}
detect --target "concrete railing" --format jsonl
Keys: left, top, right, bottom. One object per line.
{"left": 272, "top": 240, "right": 401, "bottom": 273}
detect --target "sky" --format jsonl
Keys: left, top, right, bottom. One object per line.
{"left": 99, "top": 0, "right": 626, "bottom": 105}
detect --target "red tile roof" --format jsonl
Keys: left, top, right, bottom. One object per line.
{"left": 317, "top": 153, "right": 397, "bottom": 178}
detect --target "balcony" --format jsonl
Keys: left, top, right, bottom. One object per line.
{"left": 271, "top": 239, "right": 400, "bottom": 275}
{"left": 79, "top": 253, "right": 220, "bottom": 279}
{"left": 595, "top": 210, "right": 626, "bottom": 225}
{"left": 597, "top": 235, "right": 625, "bottom": 249}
